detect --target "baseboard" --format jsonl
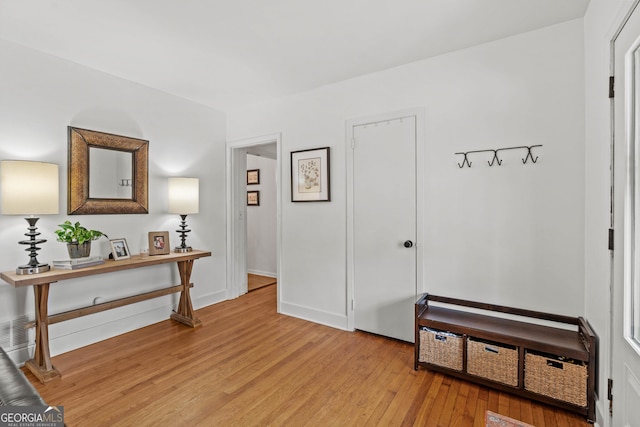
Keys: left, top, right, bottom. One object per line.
{"left": 49, "top": 303, "right": 174, "bottom": 357}
{"left": 4, "top": 345, "right": 31, "bottom": 367}
{"left": 247, "top": 269, "right": 277, "bottom": 278}
{"left": 280, "top": 301, "right": 348, "bottom": 331}
{"left": 194, "top": 289, "right": 228, "bottom": 310}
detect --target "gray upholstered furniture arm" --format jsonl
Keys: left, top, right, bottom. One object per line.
{"left": 0, "top": 346, "right": 47, "bottom": 406}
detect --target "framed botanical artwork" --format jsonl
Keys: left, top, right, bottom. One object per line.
{"left": 247, "top": 190, "right": 260, "bottom": 206}
{"left": 148, "top": 231, "right": 170, "bottom": 255}
{"left": 109, "top": 238, "right": 131, "bottom": 260}
{"left": 291, "top": 147, "right": 330, "bottom": 202}
{"left": 247, "top": 169, "right": 260, "bottom": 185}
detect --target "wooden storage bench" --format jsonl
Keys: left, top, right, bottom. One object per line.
{"left": 414, "top": 293, "right": 597, "bottom": 423}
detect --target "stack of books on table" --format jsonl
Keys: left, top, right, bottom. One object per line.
{"left": 52, "top": 256, "right": 105, "bottom": 270}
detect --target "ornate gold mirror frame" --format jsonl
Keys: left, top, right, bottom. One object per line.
{"left": 68, "top": 127, "right": 148, "bottom": 214}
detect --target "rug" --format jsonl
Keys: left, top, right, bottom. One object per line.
{"left": 485, "top": 410, "right": 534, "bottom": 427}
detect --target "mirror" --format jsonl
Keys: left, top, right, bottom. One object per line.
{"left": 68, "top": 127, "right": 148, "bottom": 214}
{"left": 89, "top": 147, "right": 133, "bottom": 199}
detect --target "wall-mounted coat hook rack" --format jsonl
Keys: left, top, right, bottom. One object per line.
{"left": 455, "top": 145, "right": 542, "bottom": 168}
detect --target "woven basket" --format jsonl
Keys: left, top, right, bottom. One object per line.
{"left": 524, "top": 351, "right": 587, "bottom": 407}
{"left": 466, "top": 338, "right": 519, "bottom": 387}
{"left": 418, "top": 327, "right": 463, "bottom": 371}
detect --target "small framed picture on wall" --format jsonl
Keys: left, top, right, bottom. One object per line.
{"left": 247, "top": 190, "right": 260, "bottom": 206}
{"left": 247, "top": 169, "right": 260, "bottom": 185}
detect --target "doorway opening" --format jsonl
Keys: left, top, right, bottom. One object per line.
{"left": 226, "top": 134, "right": 281, "bottom": 310}
{"left": 246, "top": 151, "right": 278, "bottom": 292}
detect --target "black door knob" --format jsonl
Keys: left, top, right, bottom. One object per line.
{"left": 404, "top": 240, "right": 413, "bottom": 248}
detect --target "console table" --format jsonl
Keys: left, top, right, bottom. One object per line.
{"left": 0, "top": 249, "right": 211, "bottom": 383}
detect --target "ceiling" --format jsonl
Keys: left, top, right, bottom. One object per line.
{"left": 0, "top": 0, "right": 590, "bottom": 111}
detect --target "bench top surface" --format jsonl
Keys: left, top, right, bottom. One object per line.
{"left": 419, "top": 305, "right": 588, "bottom": 360}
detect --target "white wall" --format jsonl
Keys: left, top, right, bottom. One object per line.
{"left": 228, "top": 20, "right": 586, "bottom": 329}
{"left": 246, "top": 155, "right": 277, "bottom": 277}
{"left": 0, "top": 38, "right": 227, "bottom": 360}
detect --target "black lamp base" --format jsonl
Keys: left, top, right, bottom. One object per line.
{"left": 16, "top": 217, "right": 50, "bottom": 275}
{"left": 174, "top": 214, "right": 193, "bottom": 253}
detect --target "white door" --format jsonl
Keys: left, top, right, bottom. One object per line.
{"left": 350, "top": 114, "right": 418, "bottom": 343}
{"left": 613, "top": 3, "right": 640, "bottom": 425}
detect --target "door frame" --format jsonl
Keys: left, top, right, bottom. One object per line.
{"left": 345, "top": 108, "right": 425, "bottom": 332}
{"left": 610, "top": 2, "right": 640, "bottom": 426}
{"left": 226, "top": 133, "right": 282, "bottom": 310}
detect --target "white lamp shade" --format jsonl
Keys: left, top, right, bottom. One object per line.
{"left": 168, "top": 177, "right": 199, "bottom": 214}
{"left": 1, "top": 160, "right": 59, "bottom": 215}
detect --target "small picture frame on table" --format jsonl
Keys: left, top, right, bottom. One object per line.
{"left": 109, "top": 238, "right": 131, "bottom": 260}
{"left": 247, "top": 191, "right": 260, "bottom": 206}
{"left": 247, "top": 169, "right": 260, "bottom": 185}
{"left": 148, "top": 231, "right": 170, "bottom": 255}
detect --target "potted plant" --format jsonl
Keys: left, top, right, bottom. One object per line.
{"left": 55, "top": 220, "right": 108, "bottom": 258}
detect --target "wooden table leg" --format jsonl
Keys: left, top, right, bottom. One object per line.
{"left": 25, "top": 283, "right": 61, "bottom": 383}
{"left": 170, "top": 259, "right": 202, "bottom": 328}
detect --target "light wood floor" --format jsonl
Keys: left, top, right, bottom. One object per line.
{"left": 25, "top": 285, "right": 589, "bottom": 426}
{"left": 248, "top": 273, "right": 277, "bottom": 292}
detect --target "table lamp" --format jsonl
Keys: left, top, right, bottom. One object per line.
{"left": 1, "top": 160, "right": 59, "bottom": 274}
{"left": 168, "top": 177, "right": 199, "bottom": 253}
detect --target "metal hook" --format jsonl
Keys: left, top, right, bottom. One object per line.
{"left": 455, "top": 152, "right": 471, "bottom": 168}
{"left": 522, "top": 145, "right": 543, "bottom": 164}
{"left": 487, "top": 150, "right": 502, "bottom": 167}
